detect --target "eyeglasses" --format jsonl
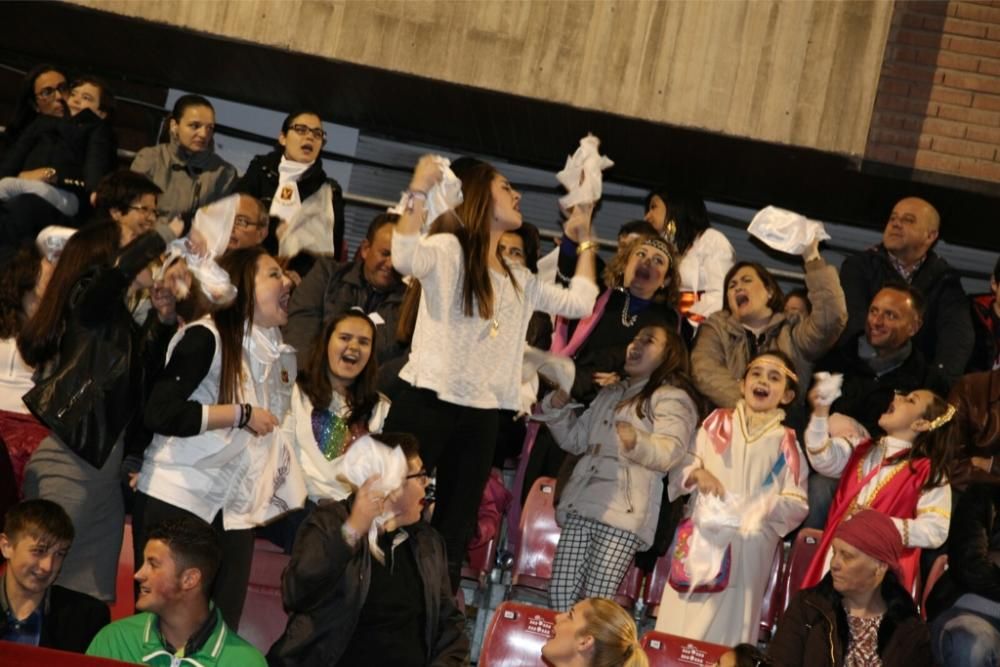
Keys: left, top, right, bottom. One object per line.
{"left": 36, "top": 83, "right": 69, "bottom": 100}
{"left": 234, "top": 215, "right": 267, "bottom": 230}
{"left": 129, "top": 205, "right": 160, "bottom": 219}
{"left": 288, "top": 124, "right": 326, "bottom": 141}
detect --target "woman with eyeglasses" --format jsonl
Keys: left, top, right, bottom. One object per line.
{"left": 235, "top": 110, "right": 346, "bottom": 262}
{"left": 131, "top": 94, "right": 238, "bottom": 225}
{"left": 2, "top": 64, "right": 67, "bottom": 147}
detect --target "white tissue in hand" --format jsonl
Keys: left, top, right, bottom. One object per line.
{"left": 35, "top": 225, "right": 76, "bottom": 263}
{"left": 340, "top": 435, "right": 409, "bottom": 561}
{"left": 812, "top": 372, "right": 843, "bottom": 407}
{"left": 191, "top": 194, "right": 240, "bottom": 259}
{"left": 390, "top": 156, "right": 463, "bottom": 229}
{"left": 748, "top": 205, "right": 831, "bottom": 255}
{"left": 556, "top": 134, "right": 614, "bottom": 210}
{"left": 522, "top": 346, "right": 576, "bottom": 393}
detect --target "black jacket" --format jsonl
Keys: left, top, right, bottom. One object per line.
{"left": 968, "top": 294, "right": 999, "bottom": 373}
{"left": 23, "top": 229, "right": 174, "bottom": 469}
{"left": 769, "top": 574, "right": 932, "bottom": 667}
{"left": 0, "top": 582, "right": 110, "bottom": 653}
{"left": 817, "top": 332, "right": 949, "bottom": 436}
{"left": 926, "top": 483, "right": 1000, "bottom": 620}
{"left": 839, "top": 244, "right": 973, "bottom": 385}
{"left": 234, "top": 149, "right": 345, "bottom": 259}
{"left": 0, "top": 110, "right": 115, "bottom": 194}
{"left": 266, "top": 499, "right": 469, "bottom": 667}
{"left": 283, "top": 257, "right": 407, "bottom": 373}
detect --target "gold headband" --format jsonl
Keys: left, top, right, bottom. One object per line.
{"left": 747, "top": 357, "right": 799, "bottom": 384}
{"left": 640, "top": 236, "right": 674, "bottom": 262}
{"left": 927, "top": 403, "right": 956, "bottom": 431}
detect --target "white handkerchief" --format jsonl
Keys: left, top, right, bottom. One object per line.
{"left": 390, "top": 156, "right": 463, "bottom": 231}
{"left": 748, "top": 205, "right": 831, "bottom": 255}
{"left": 556, "top": 134, "right": 614, "bottom": 210}
{"left": 811, "top": 372, "right": 843, "bottom": 407}
{"left": 35, "top": 225, "right": 76, "bottom": 263}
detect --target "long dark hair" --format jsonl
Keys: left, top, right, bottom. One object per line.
{"left": 214, "top": 247, "right": 267, "bottom": 404}
{"left": 298, "top": 312, "right": 380, "bottom": 428}
{"left": 644, "top": 188, "right": 711, "bottom": 256}
{"left": 0, "top": 246, "right": 42, "bottom": 339}
{"left": 908, "top": 391, "right": 961, "bottom": 491}
{"left": 5, "top": 64, "right": 65, "bottom": 142}
{"left": 618, "top": 323, "right": 706, "bottom": 421}
{"left": 18, "top": 222, "right": 121, "bottom": 367}
{"left": 722, "top": 261, "right": 785, "bottom": 316}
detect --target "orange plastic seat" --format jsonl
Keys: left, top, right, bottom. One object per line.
{"left": 640, "top": 630, "right": 730, "bottom": 667}
{"left": 237, "top": 539, "right": 291, "bottom": 653}
{"left": 510, "top": 477, "right": 560, "bottom": 596}
{"left": 779, "top": 527, "right": 823, "bottom": 616}
{"left": 479, "top": 601, "right": 557, "bottom": 667}
{"left": 109, "top": 519, "right": 135, "bottom": 621}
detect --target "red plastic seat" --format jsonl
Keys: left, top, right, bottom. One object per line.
{"left": 921, "top": 554, "right": 948, "bottom": 620}
{"left": 643, "top": 552, "right": 671, "bottom": 619}
{"left": 613, "top": 561, "right": 645, "bottom": 611}
{"left": 510, "top": 477, "right": 560, "bottom": 596}
{"left": 640, "top": 630, "right": 730, "bottom": 666}
{"left": 779, "top": 527, "right": 823, "bottom": 616}
{"left": 757, "top": 541, "right": 785, "bottom": 642}
{"left": 109, "top": 519, "right": 135, "bottom": 621}
{"left": 479, "top": 601, "right": 557, "bottom": 667}
{"left": 237, "top": 540, "right": 291, "bottom": 653}
{"left": 0, "top": 642, "right": 134, "bottom": 666}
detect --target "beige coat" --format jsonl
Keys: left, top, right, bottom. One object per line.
{"left": 691, "top": 258, "right": 847, "bottom": 409}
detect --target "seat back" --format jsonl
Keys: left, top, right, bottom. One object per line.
{"left": 921, "top": 554, "right": 948, "bottom": 620}
{"left": 613, "top": 561, "right": 645, "bottom": 611}
{"left": 479, "top": 601, "right": 557, "bottom": 667}
{"left": 109, "top": 518, "right": 135, "bottom": 621}
{"left": 0, "top": 643, "right": 135, "bottom": 666}
{"left": 510, "top": 477, "right": 560, "bottom": 593}
{"left": 643, "top": 552, "right": 672, "bottom": 618}
{"left": 640, "top": 631, "right": 730, "bottom": 666}
{"left": 238, "top": 539, "right": 291, "bottom": 653}
{"left": 780, "top": 527, "right": 823, "bottom": 615}
{"left": 757, "top": 541, "right": 785, "bottom": 641}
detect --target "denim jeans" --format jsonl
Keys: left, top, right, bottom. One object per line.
{"left": 932, "top": 603, "right": 1000, "bottom": 667}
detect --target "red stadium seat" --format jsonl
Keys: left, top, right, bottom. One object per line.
{"left": 640, "top": 630, "right": 730, "bottom": 667}
{"left": 510, "top": 477, "right": 560, "bottom": 599}
{"left": 479, "top": 601, "right": 557, "bottom": 667}
{"left": 779, "top": 527, "right": 823, "bottom": 615}
{"left": 109, "top": 519, "right": 135, "bottom": 621}
{"left": 643, "top": 552, "right": 671, "bottom": 619}
{"left": 757, "top": 542, "right": 785, "bottom": 642}
{"left": 613, "top": 561, "right": 645, "bottom": 611}
{"left": 237, "top": 540, "right": 291, "bottom": 653}
{"left": 921, "top": 555, "right": 948, "bottom": 620}
{"left": 0, "top": 642, "right": 134, "bottom": 666}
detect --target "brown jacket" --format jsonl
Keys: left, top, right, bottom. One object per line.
{"left": 948, "top": 367, "right": 1000, "bottom": 488}
{"left": 691, "top": 258, "right": 847, "bottom": 409}
{"left": 769, "top": 577, "right": 933, "bottom": 667}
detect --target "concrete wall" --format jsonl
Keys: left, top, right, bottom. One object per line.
{"left": 70, "top": 0, "right": 893, "bottom": 156}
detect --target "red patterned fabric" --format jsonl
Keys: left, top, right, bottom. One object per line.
{"left": 0, "top": 409, "right": 49, "bottom": 497}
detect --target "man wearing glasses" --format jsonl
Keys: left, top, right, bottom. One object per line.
{"left": 226, "top": 194, "right": 269, "bottom": 251}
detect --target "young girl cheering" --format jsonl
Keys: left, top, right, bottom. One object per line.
{"left": 540, "top": 323, "right": 701, "bottom": 611}
{"left": 287, "top": 310, "right": 390, "bottom": 502}
{"left": 800, "top": 387, "right": 958, "bottom": 593}
{"left": 657, "top": 350, "right": 809, "bottom": 645}
{"left": 384, "top": 155, "right": 598, "bottom": 590}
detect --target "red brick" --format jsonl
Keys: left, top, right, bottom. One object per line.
{"left": 904, "top": 1, "right": 953, "bottom": 16}
{"left": 929, "top": 86, "right": 975, "bottom": 105}
{"left": 871, "top": 128, "right": 924, "bottom": 147}
{"left": 989, "top": 24, "right": 1000, "bottom": 39}
{"left": 886, "top": 44, "right": 919, "bottom": 62}
{"left": 896, "top": 27, "right": 948, "bottom": 48}
{"left": 978, "top": 57, "right": 1000, "bottom": 75}
{"left": 966, "top": 124, "right": 1000, "bottom": 143}
{"left": 902, "top": 12, "right": 929, "bottom": 29}
{"left": 949, "top": 35, "right": 1000, "bottom": 59}
{"left": 914, "top": 150, "right": 964, "bottom": 173}
{"left": 937, "top": 101, "right": 1000, "bottom": 124}
{"left": 941, "top": 70, "right": 1000, "bottom": 94}
{"left": 972, "top": 92, "right": 1000, "bottom": 109}
{"left": 866, "top": 144, "right": 901, "bottom": 163}
{"left": 875, "top": 93, "right": 941, "bottom": 116}
{"left": 958, "top": 160, "right": 1000, "bottom": 181}
{"left": 878, "top": 78, "right": 913, "bottom": 96}
{"left": 929, "top": 135, "right": 999, "bottom": 159}
{"left": 936, "top": 50, "right": 984, "bottom": 70}
{"left": 871, "top": 111, "right": 912, "bottom": 130}
{"left": 922, "top": 116, "right": 971, "bottom": 137}
{"left": 943, "top": 16, "right": 991, "bottom": 36}
{"left": 883, "top": 62, "right": 941, "bottom": 83}
{"left": 955, "top": 1, "right": 1000, "bottom": 24}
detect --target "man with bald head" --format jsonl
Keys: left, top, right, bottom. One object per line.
{"left": 838, "top": 196, "right": 973, "bottom": 384}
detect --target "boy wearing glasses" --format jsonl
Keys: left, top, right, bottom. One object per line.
{"left": 268, "top": 433, "right": 469, "bottom": 667}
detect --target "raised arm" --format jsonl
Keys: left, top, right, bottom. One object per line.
{"left": 790, "top": 242, "right": 848, "bottom": 361}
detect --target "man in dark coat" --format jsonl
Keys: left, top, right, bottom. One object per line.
{"left": 838, "top": 196, "right": 973, "bottom": 385}
{"left": 0, "top": 499, "right": 109, "bottom": 652}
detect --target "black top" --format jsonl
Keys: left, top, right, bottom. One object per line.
{"left": 0, "top": 579, "right": 110, "bottom": 653}
{"left": 144, "top": 324, "right": 217, "bottom": 437}
{"left": 335, "top": 531, "right": 427, "bottom": 667}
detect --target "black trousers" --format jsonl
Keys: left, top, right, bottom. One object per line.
{"left": 132, "top": 492, "right": 254, "bottom": 631}
{"left": 383, "top": 384, "right": 499, "bottom": 591}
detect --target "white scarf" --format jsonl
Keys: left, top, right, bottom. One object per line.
{"left": 270, "top": 156, "right": 312, "bottom": 222}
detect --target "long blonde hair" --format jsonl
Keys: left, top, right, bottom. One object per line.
{"left": 582, "top": 598, "right": 648, "bottom": 667}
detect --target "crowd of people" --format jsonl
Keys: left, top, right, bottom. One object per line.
{"left": 2, "top": 62, "right": 1000, "bottom": 667}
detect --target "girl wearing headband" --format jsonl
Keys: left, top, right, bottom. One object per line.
{"left": 800, "top": 386, "right": 960, "bottom": 594}
{"left": 657, "top": 350, "right": 809, "bottom": 645}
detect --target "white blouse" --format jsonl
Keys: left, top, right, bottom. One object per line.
{"left": 678, "top": 227, "right": 734, "bottom": 319}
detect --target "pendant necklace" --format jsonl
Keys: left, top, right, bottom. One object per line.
{"left": 621, "top": 289, "right": 638, "bottom": 327}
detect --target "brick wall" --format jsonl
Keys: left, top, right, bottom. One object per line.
{"left": 866, "top": 0, "right": 1000, "bottom": 184}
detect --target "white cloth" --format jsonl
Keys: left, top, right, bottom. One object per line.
{"left": 556, "top": 134, "right": 614, "bottom": 210}
{"left": 269, "top": 156, "right": 309, "bottom": 223}
{"left": 391, "top": 232, "right": 597, "bottom": 410}
{"left": 804, "top": 415, "right": 951, "bottom": 570}
{"left": 811, "top": 372, "right": 843, "bottom": 407}
{"left": 389, "top": 156, "right": 462, "bottom": 230}
{"left": 284, "top": 383, "right": 391, "bottom": 503}
{"left": 190, "top": 194, "right": 238, "bottom": 258}
{"left": 748, "top": 205, "right": 830, "bottom": 255}
{"left": 35, "top": 225, "right": 76, "bottom": 263}
{"left": 0, "top": 338, "right": 33, "bottom": 414}
{"left": 658, "top": 402, "right": 809, "bottom": 645}
{"left": 277, "top": 181, "right": 336, "bottom": 258}
{"left": 678, "top": 228, "right": 734, "bottom": 319}
{"left": 338, "top": 434, "right": 409, "bottom": 561}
